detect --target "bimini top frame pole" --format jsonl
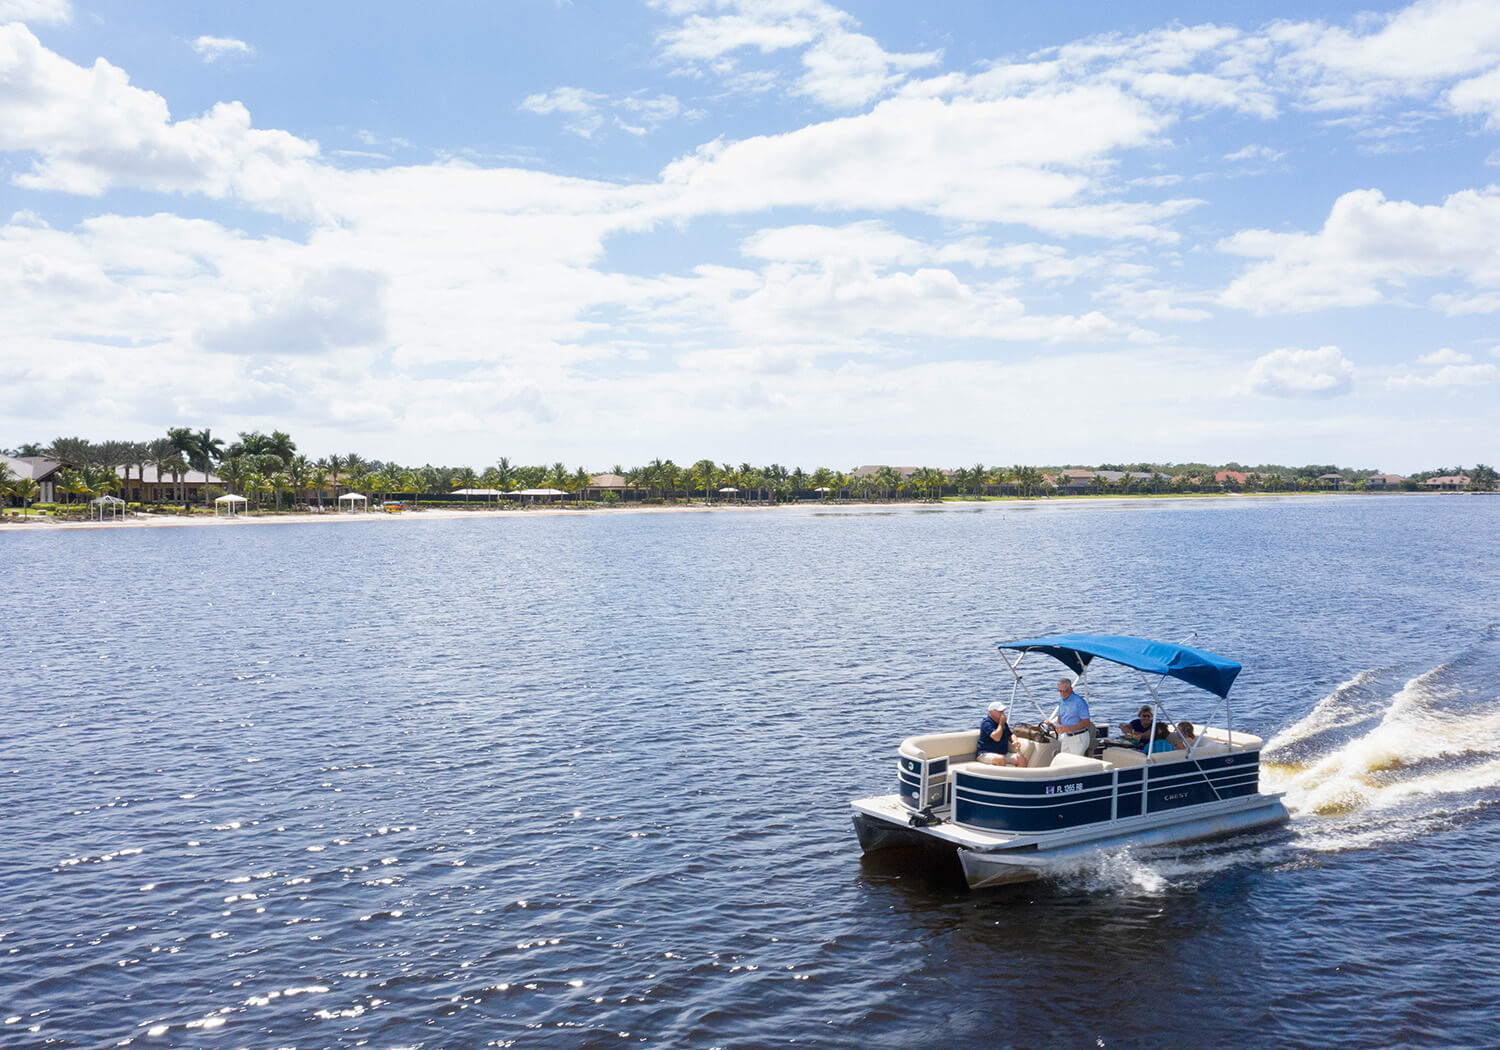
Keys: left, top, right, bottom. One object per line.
{"left": 998, "top": 632, "right": 1241, "bottom": 750}
{"left": 996, "top": 634, "right": 1241, "bottom": 699}
{"left": 998, "top": 650, "right": 1054, "bottom": 723}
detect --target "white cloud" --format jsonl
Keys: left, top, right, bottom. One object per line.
{"left": 653, "top": 87, "right": 1192, "bottom": 237}
{"left": 1245, "top": 346, "right": 1355, "bottom": 398}
{"left": 1416, "top": 347, "right": 1471, "bottom": 365}
{"left": 0, "top": 0, "right": 70, "bottom": 25}
{"left": 653, "top": 0, "right": 940, "bottom": 109}
{"left": 1220, "top": 187, "right": 1500, "bottom": 313}
{"left": 519, "top": 86, "right": 607, "bottom": 137}
{"left": 190, "top": 36, "right": 253, "bottom": 63}
{"left": 1224, "top": 143, "right": 1283, "bottom": 163}
{"left": 741, "top": 221, "right": 925, "bottom": 265}
{"left": 1448, "top": 65, "right": 1500, "bottom": 126}
{"left": 1388, "top": 346, "right": 1500, "bottom": 387}
{"left": 10, "top": 1, "right": 1500, "bottom": 466}
{"left": 1272, "top": 0, "right": 1500, "bottom": 110}
{"left": 521, "top": 87, "right": 689, "bottom": 137}
{"left": 1388, "top": 362, "right": 1500, "bottom": 388}
{"left": 0, "top": 25, "right": 320, "bottom": 212}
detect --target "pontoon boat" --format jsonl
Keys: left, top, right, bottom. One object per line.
{"left": 851, "top": 634, "right": 1289, "bottom": 888}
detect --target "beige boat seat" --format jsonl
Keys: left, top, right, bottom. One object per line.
{"left": 1015, "top": 736, "right": 1058, "bottom": 769}
{"left": 1101, "top": 746, "right": 1147, "bottom": 767}
{"left": 900, "top": 730, "right": 981, "bottom": 763}
{"left": 951, "top": 751, "right": 1107, "bottom": 779}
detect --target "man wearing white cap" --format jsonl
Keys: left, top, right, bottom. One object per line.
{"left": 977, "top": 702, "right": 1028, "bottom": 767}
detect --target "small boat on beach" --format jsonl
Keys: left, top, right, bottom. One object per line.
{"left": 851, "top": 634, "right": 1289, "bottom": 888}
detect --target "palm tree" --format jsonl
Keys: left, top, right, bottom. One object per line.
{"left": 267, "top": 430, "right": 297, "bottom": 466}
{"left": 493, "top": 457, "right": 515, "bottom": 492}
{"left": 571, "top": 465, "right": 591, "bottom": 503}
{"left": 9, "top": 477, "right": 39, "bottom": 515}
{"left": 46, "top": 436, "right": 95, "bottom": 470}
{"left": 451, "top": 466, "right": 478, "bottom": 496}
{"left": 145, "top": 438, "right": 175, "bottom": 506}
{"left": 193, "top": 429, "right": 225, "bottom": 507}
{"left": 322, "top": 454, "right": 346, "bottom": 499}
{"left": 691, "top": 459, "right": 717, "bottom": 502}
{"left": 287, "top": 455, "right": 312, "bottom": 508}
{"left": 377, "top": 461, "right": 405, "bottom": 502}
{"left": 970, "top": 462, "right": 988, "bottom": 498}
{"left": 216, "top": 456, "right": 245, "bottom": 497}
{"left": 57, "top": 469, "right": 92, "bottom": 509}
{"left": 309, "top": 464, "right": 329, "bottom": 510}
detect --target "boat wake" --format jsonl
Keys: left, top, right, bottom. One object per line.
{"left": 1050, "top": 629, "right": 1500, "bottom": 895}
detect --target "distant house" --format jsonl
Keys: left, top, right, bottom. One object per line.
{"left": 1317, "top": 473, "right": 1345, "bottom": 490}
{"left": 1424, "top": 474, "right": 1470, "bottom": 491}
{"left": 1, "top": 454, "right": 62, "bottom": 504}
{"left": 1215, "top": 470, "right": 1250, "bottom": 486}
{"left": 1057, "top": 468, "right": 1156, "bottom": 494}
{"left": 584, "top": 473, "right": 636, "bottom": 500}
{"left": 1366, "top": 474, "right": 1404, "bottom": 490}
{"left": 851, "top": 465, "right": 921, "bottom": 479}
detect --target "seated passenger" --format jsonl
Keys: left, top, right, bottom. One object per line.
{"left": 977, "top": 703, "right": 1028, "bottom": 767}
{"left": 1147, "top": 723, "right": 1176, "bottom": 754}
{"left": 1118, "top": 705, "right": 1155, "bottom": 745}
{"left": 1176, "top": 722, "right": 1198, "bottom": 749}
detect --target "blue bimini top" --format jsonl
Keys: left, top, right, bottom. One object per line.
{"left": 998, "top": 634, "right": 1242, "bottom": 699}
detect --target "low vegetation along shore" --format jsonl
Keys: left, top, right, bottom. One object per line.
{"left": 3, "top": 428, "right": 1496, "bottom": 526}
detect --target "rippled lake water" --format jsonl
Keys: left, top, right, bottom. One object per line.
{"left": 3, "top": 494, "right": 1500, "bottom": 1048}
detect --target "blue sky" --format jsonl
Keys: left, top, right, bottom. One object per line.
{"left": 2, "top": 0, "right": 1498, "bottom": 471}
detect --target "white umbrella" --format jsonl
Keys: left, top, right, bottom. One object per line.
{"left": 214, "top": 493, "right": 247, "bottom": 518}
{"left": 718, "top": 486, "right": 739, "bottom": 493}
{"left": 90, "top": 494, "right": 125, "bottom": 521}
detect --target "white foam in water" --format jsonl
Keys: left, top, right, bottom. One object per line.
{"left": 1051, "top": 646, "right": 1500, "bottom": 893}
{"left": 1262, "top": 666, "right": 1386, "bottom": 753}
{"left": 1265, "top": 661, "right": 1500, "bottom": 818}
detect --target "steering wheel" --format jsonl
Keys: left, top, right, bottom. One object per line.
{"left": 1035, "top": 722, "right": 1057, "bottom": 742}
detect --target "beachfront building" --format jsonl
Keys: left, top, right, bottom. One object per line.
{"left": 1058, "top": 469, "right": 1157, "bottom": 494}
{"left": 113, "top": 465, "right": 222, "bottom": 504}
{"left": 1317, "top": 473, "right": 1345, "bottom": 490}
{"left": 1, "top": 454, "right": 62, "bottom": 504}
{"left": 1215, "top": 470, "right": 1250, "bottom": 487}
{"left": 1366, "top": 474, "right": 1405, "bottom": 489}
{"left": 584, "top": 473, "right": 638, "bottom": 501}
{"left": 1424, "top": 474, "right": 1470, "bottom": 490}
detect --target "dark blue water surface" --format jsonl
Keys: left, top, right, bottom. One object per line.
{"left": 3, "top": 495, "right": 1500, "bottom": 1048}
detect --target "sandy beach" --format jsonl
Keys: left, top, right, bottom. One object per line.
{"left": 0, "top": 491, "right": 1403, "bottom": 534}
{"left": 0, "top": 501, "right": 807, "bottom": 531}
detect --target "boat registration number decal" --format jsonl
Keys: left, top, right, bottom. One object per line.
{"left": 1045, "top": 782, "right": 1083, "bottom": 796}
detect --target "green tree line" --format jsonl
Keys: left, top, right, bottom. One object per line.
{"left": 4, "top": 430, "right": 1497, "bottom": 512}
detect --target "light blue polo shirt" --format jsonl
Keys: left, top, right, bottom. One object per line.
{"left": 1056, "top": 692, "right": 1091, "bottom": 729}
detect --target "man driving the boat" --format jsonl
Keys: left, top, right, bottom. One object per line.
{"left": 977, "top": 702, "right": 1028, "bottom": 767}
{"left": 1050, "top": 677, "right": 1094, "bottom": 756}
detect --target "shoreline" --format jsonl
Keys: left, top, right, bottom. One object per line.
{"left": 0, "top": 490, "right": 1460, "bottom": 533}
